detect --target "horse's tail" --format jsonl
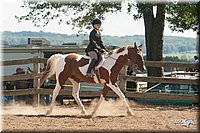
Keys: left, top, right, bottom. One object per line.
{"left": 40, "top": 54, "right": 62, "bottom": 86}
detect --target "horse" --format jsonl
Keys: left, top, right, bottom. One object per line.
{"left": 39, "top": 44, "right": 146, "bottom": 116}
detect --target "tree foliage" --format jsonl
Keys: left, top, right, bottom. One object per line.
{"left": 16, "top": 1, "right": 198, "bottom": 33}
{"left": 16, "top": 1, "right": 121, "bottom": 33}
{"left": 166, "top": 3, "right": 198, "bottom": 32}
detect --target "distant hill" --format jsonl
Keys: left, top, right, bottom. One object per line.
{"left": 1, "top": 30, "right": 197, "bottom": 54}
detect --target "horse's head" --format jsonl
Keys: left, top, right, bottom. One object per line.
{"left": 127, "top": 43, "right": 146, "bottom": 72}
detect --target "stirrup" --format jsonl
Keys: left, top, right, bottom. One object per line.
{"left": 86, "top": 72, "right": 94, "bottom": 77}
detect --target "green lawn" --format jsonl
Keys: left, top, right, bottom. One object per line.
{"left": 164, "top": 51, "right": 197, "bottom": 61}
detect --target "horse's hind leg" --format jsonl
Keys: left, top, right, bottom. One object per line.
{"left": 69, "top": 78, "right": 87, "bottom": 115}
{"left": 45, "top": 57, "right": 73, "bottom": 115}
{"left": 46, "top": 83, "right": 61, "bottom": 115}
{"left": 91, "top": 84, "right": 110, "bottom": 117}
{"left": 107, "top": 83, "right": 134, "bottom": 116}
{"left": 46, "top": 68, "right": 70, "bottom": 115}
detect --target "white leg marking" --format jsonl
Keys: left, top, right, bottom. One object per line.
{"left": 91, "top": 94, "right": 104, "bottom": 117}
{"left": 69, "top": 78, "right": 87, "bottom": 115}
{"left": 107, "top": 83, "right": 134, "bottom": 116}
{"left": 46, "top": 83, "right": 61, "bottom": 115}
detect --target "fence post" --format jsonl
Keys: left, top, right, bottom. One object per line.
{"left": 33, "top": 56, "right": 40, "bottom": 106}
{"left": 119, "top": 66, "right": 127, "bottom": 92}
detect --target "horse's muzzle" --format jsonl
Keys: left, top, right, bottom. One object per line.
{"left": 138, "top": 65, "right": 146, "bottom": 72}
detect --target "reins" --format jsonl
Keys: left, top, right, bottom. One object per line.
{"left": 104, "top": 53, "right": 129, "bottom": 70}
{"left": 104, "top": 54, "right": 118, "bottom": 61}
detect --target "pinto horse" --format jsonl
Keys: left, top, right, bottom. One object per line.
{"left": 40, "top": 44, "right": 145, "bottom": 116}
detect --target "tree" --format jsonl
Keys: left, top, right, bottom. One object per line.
{"left": 133, "top": 3, "right": 166, "bottom": 78}
{"left": 16, "top": 1, "right": 198, "bottom": 86}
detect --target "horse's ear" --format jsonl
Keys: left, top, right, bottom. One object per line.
{"left": 139, "top": 44, "right": 143, "bottom": 47}
{"left": 134, "top": 42, "right": 137, "bottom": 47}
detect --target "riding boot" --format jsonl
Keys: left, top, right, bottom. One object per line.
{"left": 86, "top": 59, "right": 97, "bottom": 77}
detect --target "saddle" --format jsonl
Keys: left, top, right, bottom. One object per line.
{"left": 84, "top": 52, "right": 106, "bottom": 83}
{"left": 85, "top": 52, "right": 105, "bottom": 68}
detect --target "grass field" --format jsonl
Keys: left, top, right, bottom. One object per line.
{"left": 164, "top": 51, "right": 198, "bottom": 61}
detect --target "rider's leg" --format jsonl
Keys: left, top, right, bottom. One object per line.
{"left": 86, "top": 51, "right": 98, "bottom": 77}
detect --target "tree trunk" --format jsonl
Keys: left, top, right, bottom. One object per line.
{"left": 198, "top": 2, "right": 200, "bottom": 36}
{"left": 143, "top": 4, "right": 166, "bottom": 87}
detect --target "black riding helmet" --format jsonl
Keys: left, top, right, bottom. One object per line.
{"left": 91, "top": 18, "right": 101, "bottom": 26}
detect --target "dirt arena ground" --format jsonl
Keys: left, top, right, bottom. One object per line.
{"left": 2, "top": 98, "right": 199, "bottom": 132}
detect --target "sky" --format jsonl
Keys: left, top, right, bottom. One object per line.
{"left": 0, "top": 0, "right": 197, "bottom": 38}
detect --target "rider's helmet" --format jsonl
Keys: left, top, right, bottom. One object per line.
{"left": 91, "top": 18, "right": 101, "bottom": 26}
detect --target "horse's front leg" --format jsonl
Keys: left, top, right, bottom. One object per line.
{"left": 91, "top": 84, "right": 110, "bottom": 117}
{"left": 107, "top": 83, "right": 134, "bottom": 116}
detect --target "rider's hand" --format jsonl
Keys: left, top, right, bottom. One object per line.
{"left": 103, "top": 51, "right": 108, "bottom": 55}
{"left": 27, "top": 67, "right": 31, "bottom": 71}
{"left": 103, "top": 49, "right": 108, "bottom": 53}
{"left": 100, "top": 49, "right": 105, "bottom": 53}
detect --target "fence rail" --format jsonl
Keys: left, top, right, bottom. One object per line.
{"left": 125, "top": 76, "right": 198, "bottom": 85}
{"left": 2, "top": 58, "right": 47, "bottom": 66}
{"left": 3, "top": 89, "right": 198, "bottom": 101}
{"left": 141, "top": 61, "right": 198, "bottom": 68}
{"left": 1, "top": 56, "right": 199, "bottom": 105}
{"left": 3, "top": 74, "right": 36, "bottom": 81}
{"left": 2, "top": 57, "right": 198, "bottom": 68}
{"left": 2, "top": 47, "right": 86, "bottom": 53}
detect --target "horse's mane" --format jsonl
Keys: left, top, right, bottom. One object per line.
{"left": 108, "top": 45, "right": 133, "bottom": 55}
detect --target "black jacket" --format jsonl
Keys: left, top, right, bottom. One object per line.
{"left": 85, "top": 29, "right": 108, "bottom": 53}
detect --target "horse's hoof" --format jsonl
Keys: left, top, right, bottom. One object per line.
{"left": 46, "top": 110, "right": 52, "bottom": 115}
{"left": 91, "top": 112, "right": 96, "bottom": 117}
{"left": 81, "top": 110, "right": 88, "bottom": 115}
{"left": 127, "top": 110, "right": 134, "bottom": 116}
{"left": 91, "top": 114, "right": 95, "bottom": 118}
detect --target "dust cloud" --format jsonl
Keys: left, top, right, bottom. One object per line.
{"left": 3, "top": 98, "right": 139, "bottom": 116}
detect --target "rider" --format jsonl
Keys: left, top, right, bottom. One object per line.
{"left": 85, "top": 18, "right": 108, "bottom": 77}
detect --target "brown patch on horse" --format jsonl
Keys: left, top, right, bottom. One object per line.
{"left": 59, "top": 54, "right": 89, "bottom": 85}
{"left": 59, "top": 53, "right": 111, "bottom": 85}
{"left": 59, "top": 56, "right": 75, "bottom": 86}
{"left": 102, "top": 84, "right": 110, "bottom": 97}
{"left": 77, "top": 57, "right": 89, "bottom": 67}
{"left": 64, "top": 53, "right": 79, "bottom": 61}
{"left": 70, "top": 63, "right": 110, "bottom": 84}
{"left": 115, "top": 47, "right": 126, "bottom": 54}
{"left": 110, "top": 54, "right": 128, "bottom": 85}
{"left": 70, "top": 75, "right": 81, "bottom": 83}
{"left": 99, "top": 67, "right": 110, "bottom": 83}
{"left": 94, "top": 69, "right": 101, "bottom": 83}
{"left": 127, "top": 46, "right": 145, "bottom": 71}
{"left": 127, "top": 46, "right": 136, "bottom": 64}
{"left": 71, "top": 72, "right": 95, "bottom": 83}
{"left": 70, "top": 55, "right": 110, "bottom": 84}
{"left": 69, "top": 57, "right": 95, "bottom": 83}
